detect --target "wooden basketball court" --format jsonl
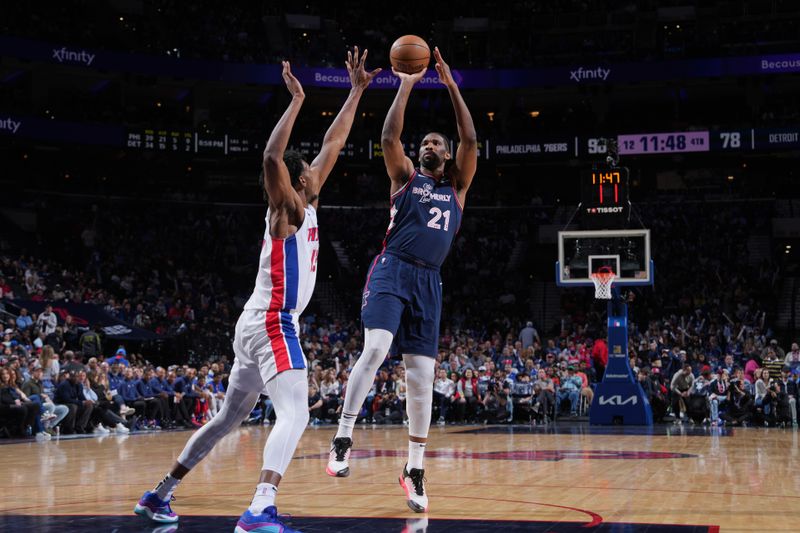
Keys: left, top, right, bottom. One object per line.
{"left": 1, "top": 423, "right": 796, "bottom": 532}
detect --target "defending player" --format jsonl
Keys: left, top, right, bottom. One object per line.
{"left": 326, "top": 47, "right": 478, "bottom": 512}
{"left": 134, "top": 48, "right": 380, "bottom": 531}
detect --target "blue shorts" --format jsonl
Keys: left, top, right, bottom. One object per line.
{"left": 361, "top": 251, "right": 442, "bottom": 358}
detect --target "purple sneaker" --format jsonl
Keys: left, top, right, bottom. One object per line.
{"left": 234, "top": 506, "right": 300, "bottom": 532}
{"left": 134, "top": 491, "right": 179, "bottom": 523}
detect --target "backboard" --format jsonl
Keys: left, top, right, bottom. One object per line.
{"left": 556, "top": 229, "right": 652, "bottom": 287}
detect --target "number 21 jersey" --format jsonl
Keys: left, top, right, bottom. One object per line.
{"left": 383, "top": 169, "right": 463, "bottom": 268}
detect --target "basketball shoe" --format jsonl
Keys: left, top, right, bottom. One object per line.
{"left": 134, "top": 491, "right": 179, "bottom": 523}
{"left": 325, "top": 437, "right": 352, "bottom": 477}
{"left": 235, "top": 505, "right": 300, "bottom": 533}
{"left": 399, "top": 465, "right": 428, "bottom": 513}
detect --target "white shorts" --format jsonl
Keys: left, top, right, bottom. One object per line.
{"left": 228, "top": 309, "right": 308, "bottom": 394}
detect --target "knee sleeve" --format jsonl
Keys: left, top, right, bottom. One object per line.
{"left": 261, "top": 369, "right": 309, "bottom": 475}
{"left": 341, "top": 328, "right": 394, "bottom": 415}
{"left": 403, "top": 354, "right": 435, "bottom": 438}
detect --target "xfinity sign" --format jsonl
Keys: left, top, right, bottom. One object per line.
{"left": 0, "top": 117, "right": 21, "bottom": 134}
{"left": 52, "top": 46, "right": 95, "bottom": 66}
{"left": 598, "top": 395, "right": 638, "bottom": 406}
{"left": 569, "top": 67, "right": 611, "bottom": 82}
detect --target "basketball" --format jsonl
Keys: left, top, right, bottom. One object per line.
{"left": 390, "top": 35, "right": 430, "bottom": 74}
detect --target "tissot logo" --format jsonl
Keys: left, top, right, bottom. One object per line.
{"left": 569, "top": 67, "right": 610, "bottom": 82}
{"left": 52, "top": 46, "right": 95, "bottom": 66}
{"left": 0, "top": 117, "right": 21, "bottom": 134}
{"left": 598, "top": 395, "right": 638, "bottom": 406}
{"left": 587, "top": 206, "right": 624, "bottom": 214}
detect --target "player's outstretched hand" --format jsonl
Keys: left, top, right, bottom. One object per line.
{"left": 346, "top": 46, "right": 382, "bottom": 90}
{"left": 282, "top": 61, "right": 304, "bottom": 99}
{"left": 391, "top": 65, "right": 426, "bottom": 85}
{"left": 433, "top": 47, "right": 456, "bottom": 89}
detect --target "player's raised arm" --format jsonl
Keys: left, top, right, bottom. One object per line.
{"left": 434, "top": 47, "right": 478, "bottom": 200}
{"left": 309, "top": 47, "right": 381, "bottom": 205}
{"left": 262, "top": 61, "right": 305, "bottom": 211}
{"left": 381, "top": 67, "right": 425, "bottom": 192}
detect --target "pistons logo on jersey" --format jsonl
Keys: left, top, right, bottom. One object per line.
{"left": 308, "top": 226, "right": 319, "bottom": 272}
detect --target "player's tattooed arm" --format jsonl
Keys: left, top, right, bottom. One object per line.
{"left": 382, "top": 67, "right": 425, "bottom": 192}
{"left": 434, "top": 47, "right": 477, "bottom": 201}
{"left": 263, "top": 61, "right": 304, "bottom": 213}
{"left": 310, "top": 47, "right": 381, "bottom": 202}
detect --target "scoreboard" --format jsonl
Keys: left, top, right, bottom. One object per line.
{"left": 125, "top": 130, "right": 258, "bottom": 156}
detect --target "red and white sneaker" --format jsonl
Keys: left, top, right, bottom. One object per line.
{"left": 399, "top": 464, "right": 428, "bottom": 513}
{"left": 326, "top": 437, "right": 352, "bottom": 477}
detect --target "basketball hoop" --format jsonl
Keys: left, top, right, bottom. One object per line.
{"left": 590, "top": 267, "right": 616, "bottom": 300}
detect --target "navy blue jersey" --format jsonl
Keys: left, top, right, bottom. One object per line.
{"left": 382, "top": 169, "right": 463, "bottom": 268}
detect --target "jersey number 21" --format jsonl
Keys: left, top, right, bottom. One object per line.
{"left": 427, "top": 207, "right": 451, "bottom": 231}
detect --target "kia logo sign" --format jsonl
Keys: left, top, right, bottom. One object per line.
{"left": 598, "top": 395, "right": 638, "bottom": 406}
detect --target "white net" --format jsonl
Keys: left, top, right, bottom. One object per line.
{"left": 590, "top": 271, "right": 616, "bottom": 299}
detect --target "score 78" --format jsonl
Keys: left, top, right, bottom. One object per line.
{"left": 719, "top": 132, "right": 741, "bottom": 149}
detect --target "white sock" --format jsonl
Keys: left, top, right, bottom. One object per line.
{"left": 335, "top": 411, "right": 357, "bottom": 440}
{"left": 408, "top": 441, "right": 426, "bottom": 470}
{"left": 248, "top": 482, "right": 277, "bottom": 513}
{"left": 153, "top": 474, "right": 181, "bottom": 500}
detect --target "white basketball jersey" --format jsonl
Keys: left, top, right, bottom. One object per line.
{"left": 243, "top": 206, "right": 319, "bottom": 314}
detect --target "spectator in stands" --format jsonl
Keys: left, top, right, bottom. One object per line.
{"left": 511, "top": 372, "right": 534, "bottom": 422}
{"left": 79, "top": 324, "right": 103, "bottom": 359}
{"left": 1, "top": 366, "right": 47, "bottom": 439}
{"left": 192, "top": 373, "right": 210, "bottom": 425}
{"left": 719, "top": 354, "right": 736, "bottom": 375}
{"left": 16, "top": 308, "right": 33, "bottom": 332}
{"left": 62, "top": 351, "right": 86, "bottom": 374}
{"left": 22, "top": 366, "right": 67, "bottom": 433}
{"left": 78, "top": 371, "right": 125, "bottom": 435}
{"left": 36, "top": 304, "right": 58, "bottom": 336}
{"left": 372, "top": 391, "right": 403, "bottom": 425}
{"left": 62, "top": 315, "right": 79, "bottom": 348}
{"left": 119, "top": 367, "right": 152, "bottom": 429}
{"left": 753, "top": 368, "right": 773, "bottom": 425}
{"left": 39, "top": 345, "right": 60, "bottom": 392}
{"left": 725, "top": 378, "right": 752, "bottom": 426}
{"left": 575, "top": 361, "right": 594, "bottom": 407}
{"left": 165, "top": 370, "right": 194, "bottom": 428}
{"left": 532, "top": 368, "right": 556, "bottom": 422}
{"left": 762, "top": 349, "right": 784, "bottom": 380}
{"left": 138, "top": 368, "right": 169, "bottom": 428}
{"left": 54, "top": 370, "right": 94, "bottom": 434}
{"left": 106, "top": 347, "right": 131, "bottom": 367}
{"left": 777, "top": 366, "right": 798, "bottom": 426}
{"left": 744, "top": 356, "right": 759, "bottom": 384}
{"left": 786, "top": 343, "right": 800, "bottom": 370}
{"left": 519, "top": 321, "right": 539, "bottom": 350}
{"left": 455, "top": 368, "right": 480, "bottom": 423}
{"left": 670, "top": 364, "right": 695, "bottom": 421}
{"left": 319, "top": 368, "right": 341, "bottom": 422}
{"left": 208, "top": 373, "right": 226, "bottom": 418}
{"left": 768, "top": 339, "right": 785, "bottom": 360}
{"left": 706, "top": 369, "right": 729, "bottom": 426}
{"left": 45, "top": 326, "right": 65, "bottom": 353}
{"left": 433, "top": 368, "right": 455, "bottom": 424}
{"left": 591, "top": 338, "right": 608, "bottom": 381}
{"left": 308, "top": 382, "right": 323, "bottom": 424}
{"left": 556, "top": 366, "right": 582, "bottom": 417}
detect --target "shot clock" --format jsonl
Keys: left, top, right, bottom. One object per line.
{"left": 581, "top": 165, "right": 630, "bottom": 229}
